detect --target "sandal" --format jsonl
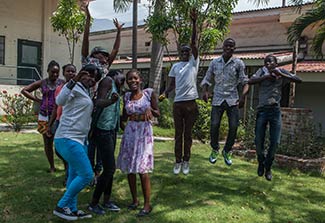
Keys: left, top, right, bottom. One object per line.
{"left": 127, "top": 203, "right": 139, "bottom": 211}
{"left": 136, "top": 207, "right": 152, "bottom": 217}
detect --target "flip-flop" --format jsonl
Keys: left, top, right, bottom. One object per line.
{"left": 127, "top": 203, "right": 139, "bottom": 211}
{"left": 136, "top": 207, "right": 152, "bottom": 217}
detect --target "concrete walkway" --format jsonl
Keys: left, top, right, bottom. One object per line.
{"left": 0, "top": 123, "right": 175, "bottom": 141}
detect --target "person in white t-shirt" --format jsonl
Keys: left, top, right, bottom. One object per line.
{"left": 160, "top": 9, "right": 199, "bottom": 175}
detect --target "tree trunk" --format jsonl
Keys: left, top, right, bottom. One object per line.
{"left": 289, "top": 40, "right": 299, "bottom": 107}
{"left": 148, "top": 1, "right": 164, "bottom": 94}
{"left": 132, "top": 0, "right": 138, "bottom": 69}
{"left": 149, "top": 41, "right": 164, "bottom": 94}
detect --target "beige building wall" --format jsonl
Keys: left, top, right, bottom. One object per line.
{"left": 90, "top": 5, "right": 319, "bottom": 58}
{"left": 0, "top": 0, "right": 82, "bottom": 85}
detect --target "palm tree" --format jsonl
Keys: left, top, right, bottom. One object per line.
{"left": 114, "top": 0, "right": 165, "bottom": 92}
{"left": 252, "top": 0, "right": 325, "bottom": 58}
{"left": 287, "top": 0, "right": 325, "bottom": 59}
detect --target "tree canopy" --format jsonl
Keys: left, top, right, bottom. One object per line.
{"left": 51, "top": 0, "right": 87, "bottom": 64}
{"left": 146, "top": 0, "right": 238, "bottom": 54}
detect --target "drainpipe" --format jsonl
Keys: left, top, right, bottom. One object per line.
{"left": 41, "top": 0, "right": 45, "bottom": 77}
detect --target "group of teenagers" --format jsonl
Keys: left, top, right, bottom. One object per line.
{"left": 21, "top": 5, "right": 302, "bottom": 222}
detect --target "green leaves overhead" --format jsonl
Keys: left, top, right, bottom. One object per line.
{"left": 145, "top": 0, "right": 238, "bottom": 53}
{"left": 50, "top": 0, "right": 87, "bottom": 63}
{"left": 51, "top": 0, "right": 86, "bottom": 38}
{"left": 287, "top": 0, "right": 325, "bottom": 58}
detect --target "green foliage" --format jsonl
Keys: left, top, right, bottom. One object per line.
{"left": 192, "top": 99, "right": 212, "bottom": 143}
{"left": 145, "top": 0, "right": 237, "bottom": 54}
{"left": 241, "top": 107, "right": 256, "bottom": 150}
{"left": 145, "top": 11, "right": 174, "bottom": 45}
{"left": 192, "top": 99, "right": 230, "bottom": 143}
{"left": 0, "top": 90, "right": 35, "bottom": 132}
{"left": 50, "top": 0, "right": 87, "bottom": 63}
{"left": 157, "top": 99, "right": 174, "bottom": 129}
{"left": 287, "top": 0, "right": 325, "bottom": 58}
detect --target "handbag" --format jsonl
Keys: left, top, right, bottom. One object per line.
{"left": 37, "top": 120, "right": 48, "bottom": 134}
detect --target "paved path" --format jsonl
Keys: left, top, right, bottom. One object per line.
{"left": 0, "top": 123, "right": 175, "bottom": 141}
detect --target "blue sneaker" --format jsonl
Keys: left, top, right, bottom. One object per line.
{"left": 88, "top": 204, "right": 105, "bottom": 215}
{"left": 103, "top": 201, "right": 120, "bottom": 212}
{"left": 209, "top": 150, "right": 219, "bottom": 164}
{"left": 222, "top": 150, "right": 232, "bottom": 166}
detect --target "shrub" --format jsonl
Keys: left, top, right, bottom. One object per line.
{"left": 157, "top": 99, "right": 174, "bottom": 129}
{"left": 192, "top": 99, "right": 229, "bottom": 143}
{"left": 241, "top": 108, "right": 256, "bottom": 150}
{"left": 0, "top": 90, "right": 35, "bottom": 132}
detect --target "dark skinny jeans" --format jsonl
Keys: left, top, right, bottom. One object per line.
{"left": 210, "top": 101, "right": 239, "bottom": 153}
{"left": 92, "top": 128, "right": 117, "bottom": 204}
{"left": 255, "top": 106, "right": 281, "bottom": 170}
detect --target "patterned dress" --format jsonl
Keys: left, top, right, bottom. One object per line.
{"left": 117, "top": 88, "right": 154, "bottom": 174}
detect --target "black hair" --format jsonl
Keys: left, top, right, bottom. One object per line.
{"left": 264, "top": 55, "right": 278, "bottom": 64}
{"left": 223, "top": 38, "right": 236, "bottom": 46}
{"left": 107, "top": 69, "right": 123, "bottom": 78}
{"left": 126, "top": 69, "right": 141, "bottom": 79}
{"left": 62, "top": 64, "right": 76, "bottom": 73}
{"left": 81, "top": 64, "right": 102, "bottom": 82}
{"left": 47, "top": 60, "right": 60, "bottom": 72}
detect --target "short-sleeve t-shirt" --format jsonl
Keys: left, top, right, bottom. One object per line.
{"left": 168, "top": 55, "right": 199, "bottom": 102}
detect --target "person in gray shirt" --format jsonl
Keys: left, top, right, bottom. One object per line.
{"left": 201, "top": 38, "right": 249, "bottom": 166}
{"left": 248, "top": 55, "right": 302, "bottom": 181}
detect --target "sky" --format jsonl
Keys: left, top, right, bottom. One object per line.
{"left": 88, "top": 0, "right": 285, "bottom": 23}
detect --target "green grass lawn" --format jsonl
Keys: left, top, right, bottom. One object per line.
{"left": 0, "top": 132, "right": 324, "bottom": 223}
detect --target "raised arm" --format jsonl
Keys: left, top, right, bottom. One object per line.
{"left": 21, "top": 80, "right": 42, "bottom": 103}
{"left": 81, "top": 3, "right": 91, "bottom": 58}
{"left": 190, "top": 9, "right": 198, "bottom": 60}
{"left": 273, "top": 69, "right": 302, "bottom": 83}
{"left": 108, "top": 18, "right": 125, "bottom": 67}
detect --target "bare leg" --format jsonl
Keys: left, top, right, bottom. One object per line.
{"left": 43, "top": 134, "right": 55, "bottom": 172}
{"left": 127, "top": 174, "right": 138, "bottom": 205}
{"left": 139, "top": 173, "right": 151, "bottom": 211}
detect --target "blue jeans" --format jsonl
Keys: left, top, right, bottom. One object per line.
{"left": 210, "top": 101, "right": 239, "bottom": 153}
{"left": 54, "top": 138, "right": 93, "bottom": 212}
{"left": 255, "top": 106, "right": 282, "bottom": 170}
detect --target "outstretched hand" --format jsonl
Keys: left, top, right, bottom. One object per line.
{"left": 113, "top": 18, "right": 125, "bottom": 31}
{"left": 73, "top": 71, "right": 89, "bottom": 82}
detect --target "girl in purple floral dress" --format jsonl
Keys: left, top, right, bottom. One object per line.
{"left": 117, "top": 69, "right": 160, "bottom": 217}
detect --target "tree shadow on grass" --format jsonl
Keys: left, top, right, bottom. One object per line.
{"left": 147, "top": 148, "right": 325, "bottom": 223}
{"left": 1, "top": 138, "right": 325, "bottom": 223}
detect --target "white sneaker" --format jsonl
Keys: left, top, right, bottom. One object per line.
{"left": 182, "top": 161, "right": 190, "bottom": 175}
{"left": 173, "top": 162, "right": 182, "bottom": 175}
